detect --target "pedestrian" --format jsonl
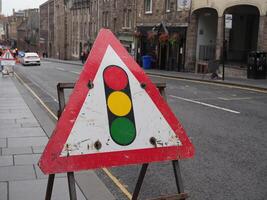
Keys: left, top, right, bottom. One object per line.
{"left": 81, "top": 51, "right": 85, "bottom": 64}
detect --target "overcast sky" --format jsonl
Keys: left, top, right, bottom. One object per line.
{"left": 2, "top": 0, "right": 47, "bottom": 16}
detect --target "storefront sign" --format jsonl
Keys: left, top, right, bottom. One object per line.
{"left": 225, "top": 14, "right": 233, "bottom": 29}
{"left": 177, "top": 0, "right": 191, "bottom": 11}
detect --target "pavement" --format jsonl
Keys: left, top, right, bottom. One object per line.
{"left": 0, "top": 76, "right": 115, "bottom": 200}
{"left": 44, "top": 58, "right": 267, "bottom": 91}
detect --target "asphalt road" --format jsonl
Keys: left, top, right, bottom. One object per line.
{"left": 15, "top": 61, "right": 267, "bottom": 200}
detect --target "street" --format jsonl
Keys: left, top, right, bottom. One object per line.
{"left": 13, "top": 60, "right": 267, "bottom": 200}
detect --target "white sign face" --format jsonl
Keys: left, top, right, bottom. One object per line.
{"left": 1, "top": 60, "right": 15, "bottom": 66}
{"left": 60, "top": 46, "right": 181, "bottom": 157}
{"left": 177, "top": 0, "right": 191, "bottom": 11}
{"left": 225, "top": 14, "right": 233, "bottom": 29}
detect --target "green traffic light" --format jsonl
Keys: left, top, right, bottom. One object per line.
{"left": 110, "top": 117, "right": 136, "bottom": 146}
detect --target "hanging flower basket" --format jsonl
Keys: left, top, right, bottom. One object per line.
{"left": 169, "top": 33, "right": 181, "bottom": 46}
{"left": 147, "top": 31, "right": 156, "bottom": 42}
{"left": 133, "top": 31, "right": 142, "bottom": 38}
{"left": 159, "top": 33, "right": 169, "bottom": 44}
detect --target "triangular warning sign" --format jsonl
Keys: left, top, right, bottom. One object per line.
{"left": 39, "top": 29, "right": 194, "bottom": 174}
{"left": 1, "top": 50, "right": 15, "bottom": 60}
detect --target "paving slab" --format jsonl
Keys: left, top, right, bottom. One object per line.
{"left": 2, "top": 147, "right": 32, "bottom": 155}
{"left": 20, "top": 122, "right": 40, "bottom": 128}
{"left": 32, "top": 145, "right": 45, "bottom": 154}
{"left": 0, "top": 127, "right": 45, "bottom": 138}
{"left": 0, "top": 182, "right": 8, "bottom": 200}
{"left": 0, "top": 165, "right": 35, "bottom": 181}
{"left": 34, "top": 164, "right": 66, "bottom": 180}
{"left": 76, "top": 171, "right": 116, "bottom": 200}
{"left": 8, "top": 136, "right": 48, "bottom": 147}
{"left": 9, "top": 178, "right": 86, "bottom": 200}
{"left": 15, "top": 118, "right": 39, "bottom": 125}
{"left": 0, "top": 155, "right": 13, "bottom": 166}
{"left": 0, "top": 119, "right": 16, "bottom": 127}
{"left": 14, "top": 154, "right": 41, "bottom": 165}
{"left": 0, "top": 138, "right": 7, "bottom": 148}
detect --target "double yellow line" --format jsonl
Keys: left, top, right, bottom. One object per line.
{"left": 14, "top": 72, "right": 132, "bottom": 200}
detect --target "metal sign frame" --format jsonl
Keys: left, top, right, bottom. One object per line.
{"left": 45, "top": 82, "right": 188, "bottom": 200}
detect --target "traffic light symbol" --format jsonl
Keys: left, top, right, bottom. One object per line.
{"left": 103, "top": 65, "right": 136, "bottom": 146}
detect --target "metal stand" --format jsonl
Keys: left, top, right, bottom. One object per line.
{"left": 132, "top": 85, "right": 188, "bottom": 200}
{"left": 132, "top": 161, "right": 188, "bottom": 200}
{"left": 44, "top": 83, "right": 78, "bottom": 200}
{"left": 45, "top": 82, "right": 185, "bottom": 200}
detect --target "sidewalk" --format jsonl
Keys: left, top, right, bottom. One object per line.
{"left": 44, "top": 58, "right": 267, "bottom": 91}
{"left": 0, "top": 76, "right": 115, "bottom": 200}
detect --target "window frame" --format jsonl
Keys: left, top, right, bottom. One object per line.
{"left": 165, "top": 0, "right": 170, "bottom": 12}
{"left": 144, "top": 0, "right": 152, "bottom": 14}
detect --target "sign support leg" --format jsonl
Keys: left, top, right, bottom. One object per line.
{"left": 172, "top": 160, "right": 184, "bottom": 193}
{"left": 45, "top": 174, "right": 55, "bottom": 200}
{"left": 132, "top": 163, "right": 149, "bottom": 200}
{"left": 67, "top": 172, "right": 78, "bottom": 200}
{"left": 172, "top": 160, "right": 189, "bottom": 199}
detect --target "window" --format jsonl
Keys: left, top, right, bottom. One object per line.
{"left": 144, "top": 0, "right": 152, "bottom": 14}
{"left": 113, "top": 0, "right": 117, "bottom": 8}
{"left": 127, "top": 10, "right": 132, "bottom": 28}
{"left": 113, "top": 18, "right": 117, "bottom": 32}
{"left": 123, "top": 10, "right": 132, "bottom": 28}
{"left": 123, "top": 10, "right": 127, "bottom": 27}
{"left": 103, "top": 12, "right": 109, "bottom": 28}
{"left": 165, "top": 0, "right": 170, "bottom": 12}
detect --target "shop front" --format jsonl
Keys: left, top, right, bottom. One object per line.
{"left": 135, "top": 24, "right": 187, "bottom": 71}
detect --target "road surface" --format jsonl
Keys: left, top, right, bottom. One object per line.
{"left": 15, "top": 61, "right": 267, "bottom": 200}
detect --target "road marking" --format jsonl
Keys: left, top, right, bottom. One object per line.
{"left": 15, "top": 72, "right": 58, "bottom": 119}
{"left": 148, "top": 74, "right": 267, "bottom": 94}
{"left": 14, "top": 72, "right": 132, "bottom": 200}
{"left": 170, "top": 95, "right": 240, "bottom": 114}
{"left": 218, "top": 97, "right": 252, "bottom": 101}
{"left": 56, "top": 67, "right": 66, "bottom": 72}
{"left": 102, "top": 168, "right": 132, "bottom": 199}
{"left": 40, "top": 61, "right": 51, "bottom": 64}
{"left": 70, "top": 70, "right": 80, "bottom": 75}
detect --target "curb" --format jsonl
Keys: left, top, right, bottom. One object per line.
{"left": 44, "top": 58, "right": 83, "bottom": 67}
{"left": 44, "top": 58, "right": 267, "bottom": 93}
{"left": 146, "top": 72, "right": 267, "bottom": 93}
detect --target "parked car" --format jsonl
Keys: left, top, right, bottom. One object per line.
{"left": 21, "top": 52, "right": 41, "bottom": 66}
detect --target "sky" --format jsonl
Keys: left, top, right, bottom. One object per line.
{"left": 2, "top": 0, "right": 47, "bottom": 16}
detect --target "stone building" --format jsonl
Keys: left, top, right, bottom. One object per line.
{"left": 0, "top": 15, "right": 7, "bottom": 42}
{"left": 99, "top": 0, "right": 136, "bottom": 55}
{"left": 17, "top": 9, "right": 40, "bottom": 52}
{"left": 39, "top": 0, "right": 55, "bottom": 57}
{"left": 54, "top": 0, "right": 68, "bottom": 59}
{"left": 186, "top": 0, "right": 267, "bottom": 71}
{"left": 5, "top": 10, "right": 26, "bottom": 48}
{"left": 66, "top": 0, "right": 136, "bottom": 60}
{"left": 69, "top": 0, "right": 94, "bottom": 59}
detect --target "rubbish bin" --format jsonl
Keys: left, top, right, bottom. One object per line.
{"left": 142, "top": 55, "right": 152, "bottom": 69}
{"left": 247, "top": 51, "right": 267, "bottom": 79}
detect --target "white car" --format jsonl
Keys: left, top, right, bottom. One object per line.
{"left": 21, "top": 52, "right": 41, "bottom": 66}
